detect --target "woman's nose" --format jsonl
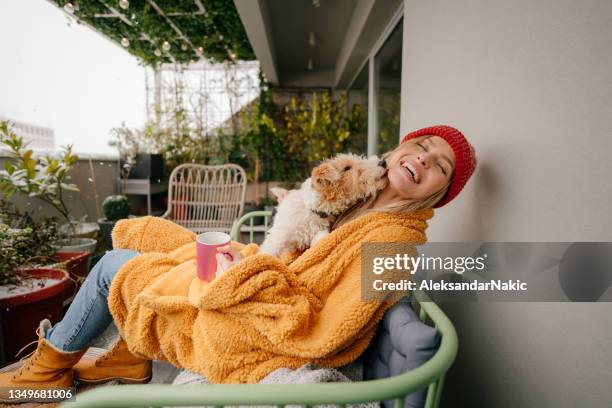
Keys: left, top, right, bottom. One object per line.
{"left": 417, "top": 154, "right": 430, "bottom": 168}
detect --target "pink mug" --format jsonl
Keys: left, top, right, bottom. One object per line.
{"left": 196, "top": 231, "right": 231, "bottom": 282}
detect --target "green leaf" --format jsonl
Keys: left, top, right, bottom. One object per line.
{"left": 4, "top": 162, "right": 14, "bottom": 174}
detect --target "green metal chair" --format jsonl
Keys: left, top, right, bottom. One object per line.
{"left": 230, "top": 210, "right": 273, "bottom": 244}
{"left": 63, "top": 211, "right": 457, "bottom": 408}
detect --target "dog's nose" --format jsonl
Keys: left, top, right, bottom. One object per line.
{"left": 377, "top": 159, "right": 387, "bottom": 168}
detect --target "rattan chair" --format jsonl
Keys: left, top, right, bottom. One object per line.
{"left": 161, "top": 163, "right": 247, "bottom": 234}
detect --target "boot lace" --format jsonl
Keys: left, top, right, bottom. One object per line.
{"left": 96, "top": 340, "right": 120, "bottom": 365}
{"left": 12, "top": 326, "right": 46, "bottom": 379}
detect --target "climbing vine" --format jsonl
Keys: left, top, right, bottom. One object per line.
{"left": 52, "top": 0, "right": 255, "bottom": 66}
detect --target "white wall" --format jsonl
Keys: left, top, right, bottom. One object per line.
{"left": 400, "top": 0, "right": 612, "bottom": 406}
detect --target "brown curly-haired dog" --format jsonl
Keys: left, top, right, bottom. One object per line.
{"left": 260, "top": 154, "right": 387, "bottom": 257}
{"left": 311, "top": 153, "right": 388, "bottom": 217}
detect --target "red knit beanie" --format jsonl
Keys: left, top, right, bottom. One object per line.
{"left": 401, "top": 125, "right": 477, "bottom": 208}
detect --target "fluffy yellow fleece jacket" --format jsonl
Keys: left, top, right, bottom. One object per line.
{"left": 107, "top": 209, "right": 433, "bottom": 384}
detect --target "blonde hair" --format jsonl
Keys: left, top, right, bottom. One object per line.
{"left": 330, "top": 136, "right": 452, "bottom": 231}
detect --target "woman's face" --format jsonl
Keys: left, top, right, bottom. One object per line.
{"left": 386, "top": 136, "right": 455, "bottom": 200}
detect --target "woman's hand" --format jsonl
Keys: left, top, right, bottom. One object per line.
{"left": 215, "top": 244, "right": 243, "bottom": 277}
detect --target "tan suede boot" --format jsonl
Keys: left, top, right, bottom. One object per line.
{"left": 73, "top": 337, "right": 152, "bottom": 384}
{"left": 0, "top": 319, "right": 86, "bottom": 404}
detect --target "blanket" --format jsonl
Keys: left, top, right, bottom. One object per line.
{"left": 108, "top": 209, "right": 433, "bottom": 384}
{"left": 171, "top": 362, "right": 379, "bottom": 408}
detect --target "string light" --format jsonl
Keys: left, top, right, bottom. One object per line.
{"left": 121, "top": 37, "right": 130, "bottom": 47}
{"left": 119, "top": 0, "right": 129, "bottom": 10}
{"left": 64, "top": 2, "right": 75, "bottom": 13}
{"left": 162, "top": 40, "right": 171, "bottom": 51}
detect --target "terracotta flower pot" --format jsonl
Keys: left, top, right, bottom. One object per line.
{"left": 0, "top": 268, "right": 71, "bottom": 365}
{"left": 55, "top": 252, "right": 91, "bottom": 303}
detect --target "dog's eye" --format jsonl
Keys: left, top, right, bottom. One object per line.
{"left": 343, "top": 166, "right": 351, "bottom": 172}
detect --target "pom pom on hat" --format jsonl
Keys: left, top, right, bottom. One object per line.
{"left": 401, "top": 125, "right": 477, "bottom": 207}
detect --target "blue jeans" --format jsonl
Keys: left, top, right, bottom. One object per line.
{"left": 45, "top": 249, "right": 140, "bottom": 352}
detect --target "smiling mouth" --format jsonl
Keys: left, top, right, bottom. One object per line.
{"left": 400, "top": 160, "right": 420, "bottom": 184}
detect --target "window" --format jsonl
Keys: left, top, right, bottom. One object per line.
{"left": 346, "top": 64, "right": 369, "bottom": 154}
{"left": 346, "top": 16, "right": 403, "bottom": 156}
{"left": 374, "top": 19, "right": 403, "bottom": 155}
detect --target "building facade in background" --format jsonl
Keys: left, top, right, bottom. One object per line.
{"left": 1, "top": 118, "right": 55, "bottom": 150}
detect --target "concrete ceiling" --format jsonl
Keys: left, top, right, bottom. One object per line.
{"left": 267, "top": 0, "right": 356, "bottom": 71}
{"left": 234, "top": 0, "right": 403, "bottom": 89}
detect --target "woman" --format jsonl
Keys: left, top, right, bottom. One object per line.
{"left": 0, "top": 125, "right": 476, "bottom": 398}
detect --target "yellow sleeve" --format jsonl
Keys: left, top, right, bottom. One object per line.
{"left": 112, "top": 216, "right": 196, "bottom": 254}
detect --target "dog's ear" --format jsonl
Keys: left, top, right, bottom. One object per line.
{"left": 270, "top": 187, "right": 288, "bottom": 199}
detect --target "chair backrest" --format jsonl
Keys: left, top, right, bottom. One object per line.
{"left": 162, "top": 163, "right": 247, "bottom": 234}
{"left": 230, "top": 210, "right": 273, "bottom": 243}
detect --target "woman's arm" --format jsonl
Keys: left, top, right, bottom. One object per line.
{"left": 112, "top": 216, "right": 196, "bottom": 254}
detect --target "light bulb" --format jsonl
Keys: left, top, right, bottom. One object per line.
{"left": 154, "top": 49, "right": 162, "bottom": 57}
{"left": 64, "top": 2, "right": 75, "bottom": 13}
{"left": 162, "top": 40, "right": 171, "bottom": 51}
{"left": 121, "top": 37, "right": 130, "bottom": 47}
{"left": 119, "top": 0, "right": 129, "bottom": 10}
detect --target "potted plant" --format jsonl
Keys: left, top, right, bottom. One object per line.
{"left": 0, "top": 212, "right": 71, "bottom": 364}
{"left": 98, "top": 195, "right": 130, "bottom": 249}
{"left": 259, "top": 195, "right": 278, "bottom": 214}
{"left": 0, "top": 198, "right": 87, "bottom": 306}
{"left": 243, "top": 201, "right": 259, "bottom": 214}
{"left": 0, "top": 121, "right": 97, "bottom": 253}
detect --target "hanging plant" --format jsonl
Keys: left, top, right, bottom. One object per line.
{"left": 51, "top": 0, "right": 255, "bottom": 66}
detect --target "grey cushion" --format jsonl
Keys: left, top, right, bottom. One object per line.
{"left": 363, "top": 299, "right": 440, "bottom": 408}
